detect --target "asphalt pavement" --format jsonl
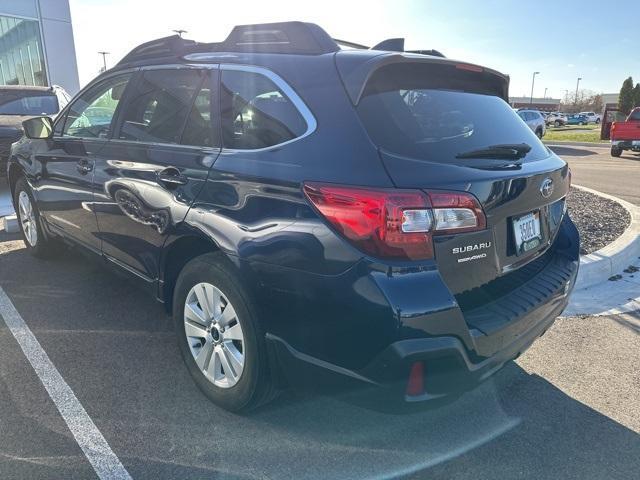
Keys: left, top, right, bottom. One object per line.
{"left": 548, "top": 144, "right": 640, "bottom": 206}
{"left": 0, "top": 145, "right": 639, "bottom": 480}
{"left": 0, "top": 236, "right": 639, "bottom": 479}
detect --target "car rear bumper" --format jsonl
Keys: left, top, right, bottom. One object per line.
{"left": 268, "top": 250, "right": 577, "bottom": 402}
{"left": 612, "top": 140, "right": 640, "bottom": 151}
{"left": 265, "top": 215, "right": 579, "bottom": 402}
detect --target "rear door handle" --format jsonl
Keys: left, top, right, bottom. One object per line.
{"left": 157, "top": 166, "right": 188, "bottom": 187}
{"left": 76, "top": 159, "right": 93, "bottom": 175}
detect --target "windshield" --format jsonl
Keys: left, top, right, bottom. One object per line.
{"left": 0, "top": 93, "right": 59, "bottom": 115}
{"left": 356, "top": 66, "right": 549, "bottom": 162}
{"left": 628, "top": 110, "right": 640, "bottom": 121}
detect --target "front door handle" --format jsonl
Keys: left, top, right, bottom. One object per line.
{"left": 76, "top": 159, "right": 93, "bottom": 175}
{"left": 157, "top": 167, "right": 188, "bottom": 187}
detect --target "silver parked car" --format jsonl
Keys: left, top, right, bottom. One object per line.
{"left": 517, "top": 109, "right": 546, "bottom": 138}
{"left": 546, "top": 112, "right": 568, "bottom": 127}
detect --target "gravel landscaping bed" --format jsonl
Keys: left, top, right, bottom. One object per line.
{"left": 566, "top": 187, "right": 631, "bottom": 255}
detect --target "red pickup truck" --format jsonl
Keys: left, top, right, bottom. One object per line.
{"left": 611, "top": 107, "right": 640, "bottom": 157}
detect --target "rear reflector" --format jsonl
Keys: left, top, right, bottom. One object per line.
{"left": 303, "top": 183, "right": 486, "bottom": 260}
{"left": 406, "top": 361, "right": 425, "bottom": 397}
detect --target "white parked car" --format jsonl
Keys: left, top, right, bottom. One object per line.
{"left": 578, "top": 111, "right": 601, "bottom": 124}
{"left": 546, "top": 112, "right": 568, "bottom": 127}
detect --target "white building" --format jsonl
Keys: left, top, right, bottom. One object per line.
{"left": 602, "top": 93, "right": 619, "bottom": 108}
{"left": 0, "top": 0, "right": 80, "bottom": 94}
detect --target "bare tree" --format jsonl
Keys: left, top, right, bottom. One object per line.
{"left": 560, "top": 90, "right": 603, "bottom": 113}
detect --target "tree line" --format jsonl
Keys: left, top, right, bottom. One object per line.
{"left": 618, "top": 77, "right": 640, "bottom": 114}
{"left": 559, "top": 91, "right": 603, "bottom": 114}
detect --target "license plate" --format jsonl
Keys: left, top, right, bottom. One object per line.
{"left": 513, "top": 211, "right": 542, "bottom": 255}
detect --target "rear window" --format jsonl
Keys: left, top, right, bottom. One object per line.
{"left": 220, "top": 70, "right": 307, "bottom": 150}
{"left": 0, "top": 93, "right": 58, "bottom": 115}
{"left": 356, "top": 64, "right": 549, "bottom": 162}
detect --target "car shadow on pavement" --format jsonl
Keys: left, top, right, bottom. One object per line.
{"left": 611, "top": 311, "right": 640, "bottom": 335}
{"left": 548, "top": 145, "right": 598, "bottom": 157}
{"left": 0, "top": 241, "right": 638, "bottom": 480}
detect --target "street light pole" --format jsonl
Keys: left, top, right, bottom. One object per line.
{"left": 543, "top": 87, "right": 548, "bottom": 99}
{"left": 98, "top": 51, "right": 109, "bottom": 71}
{"left": 575, "top": 77, "right": 582, "bottom": 106}
{"left": 530, "top": 71, "right": 540, "bottom": 105}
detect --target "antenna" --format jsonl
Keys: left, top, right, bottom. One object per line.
{"left": 98, "top": 51, "right": 110, "bottom": 71}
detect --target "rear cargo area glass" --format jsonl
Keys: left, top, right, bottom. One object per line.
{"left": 356, "top": 63, "right": 549, "bottom": 162}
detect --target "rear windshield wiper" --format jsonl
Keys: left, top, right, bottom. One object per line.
{"left": 455, "top": 143, "right": 532, "bottom": 159}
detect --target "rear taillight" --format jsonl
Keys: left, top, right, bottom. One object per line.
{"left": 303, "top": 183, "right": 486, "bottom": 260}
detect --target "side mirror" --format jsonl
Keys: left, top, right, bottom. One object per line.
{"left": 22, "top": 116, "right": 54, "bottom": 140}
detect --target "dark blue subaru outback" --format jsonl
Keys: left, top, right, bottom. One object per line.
{"left": 7, "top": 22, "right": 579, "bottom": 412}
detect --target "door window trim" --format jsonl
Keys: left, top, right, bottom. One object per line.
{"left": 219, "top": 64, "right": 317, "bottom": 153}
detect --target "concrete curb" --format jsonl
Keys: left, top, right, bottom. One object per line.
{"left": 545, "top": 141, "right": 610, "bottom": 148}
{"left": 573, "top": 184, "right": 640, "bottom": 290}
{"left": 1, "top": 215, "right": 19, "bottom": 234}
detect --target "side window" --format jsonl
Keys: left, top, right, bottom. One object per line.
{"left": 181, "top": 83, "right": 216, "bottom": 148}
{"left": 220, "top": 69, "right": 307, "bottom": 149}
{"left": 118, "top": 69, "right": 213, "bottom": 146}
{"left": 63, "top": 74, "right": 131, "bottom": 139}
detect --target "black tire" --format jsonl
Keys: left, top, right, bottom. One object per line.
{"left": 13, "top": 176, "right": 58, "bottom": 258}
{"left": 611, "top": 146, "right": 622, "bottom": 158}
{"left": 535, "top": 129, "right": 543, "bottom": 139}
{"left": 554, "top": 120, "right": 561, "bottom": 127}
{"left": 596, "top": 118, "right": 601, "bottom": 124}
{"left": 173, "top": 252, "right": 277, "bottom": 412}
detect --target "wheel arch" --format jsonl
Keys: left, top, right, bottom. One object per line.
{"left": 7, "top": 162, "right": 25, "bottom": 199}
{"left": 160, "top": 233, "right": 221, "bottom": 312}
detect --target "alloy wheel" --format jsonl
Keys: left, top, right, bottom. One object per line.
{"left": 183, "top": 282, "right": 245, "bottom": 388}
{"left": 18, "top": 191, "right": 38, "bottom": 247}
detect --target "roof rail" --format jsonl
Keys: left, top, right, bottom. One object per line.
{"left": 333, "top": 38, "right": 369, "bottom": 50}
{"left": 117, "top": 21, "right": 340, "bottom": 67}
{"left": 116, "top": 24, "right": 447, "bottom": 67}
{"left": 406, "top": 49, "right": 446, "bottom": 58}
{"left": 333, "top": 37, "right": 446, "bottom": 57}
{"left": 370, "top": 38, "right": 404, "bottom": 52}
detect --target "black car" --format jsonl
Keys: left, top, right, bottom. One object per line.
{"left": 7, "top": 22, "right": 579, "bottom": 412}
{"left": 0, "top": 85, "right": 70, "bottom": 177}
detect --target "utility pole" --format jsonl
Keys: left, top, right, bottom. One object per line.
{"left": 543, "top": 87, "right": 547, "bottom": 99}
{"left": 173, "top": 29, "right": 187, "bottom": 38}
{"left": 530, "top": 71, "right": 540, "bottom": 104}
{"left": 575, "top": 77, "right": 582, "bottom": 106}
{"left": 98, "top": 51, "right": 109, "bottom": 72}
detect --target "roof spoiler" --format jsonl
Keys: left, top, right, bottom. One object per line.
{"left": 117, "top": 21, "right": 340, "bottom": 66}
{"left": 335, "top": 53, "right": 510, "bottom": 105}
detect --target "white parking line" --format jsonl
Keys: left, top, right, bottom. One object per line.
{"left": 0, "top": 287, "right": 132, "bottom": 480}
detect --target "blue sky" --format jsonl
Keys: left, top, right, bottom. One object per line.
{"left": 69, "top": 0, "right": 635, "bottom": 97}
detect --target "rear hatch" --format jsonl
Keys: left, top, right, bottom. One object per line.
{"left": 346, "top": 58, "right": 570, "bottom": 294}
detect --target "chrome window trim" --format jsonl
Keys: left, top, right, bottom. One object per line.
{"left": 219, "top": 63, "right": 317, "bottom": 153}
{"left": 104, "top": 137, "right": 220, "bottom": 153}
